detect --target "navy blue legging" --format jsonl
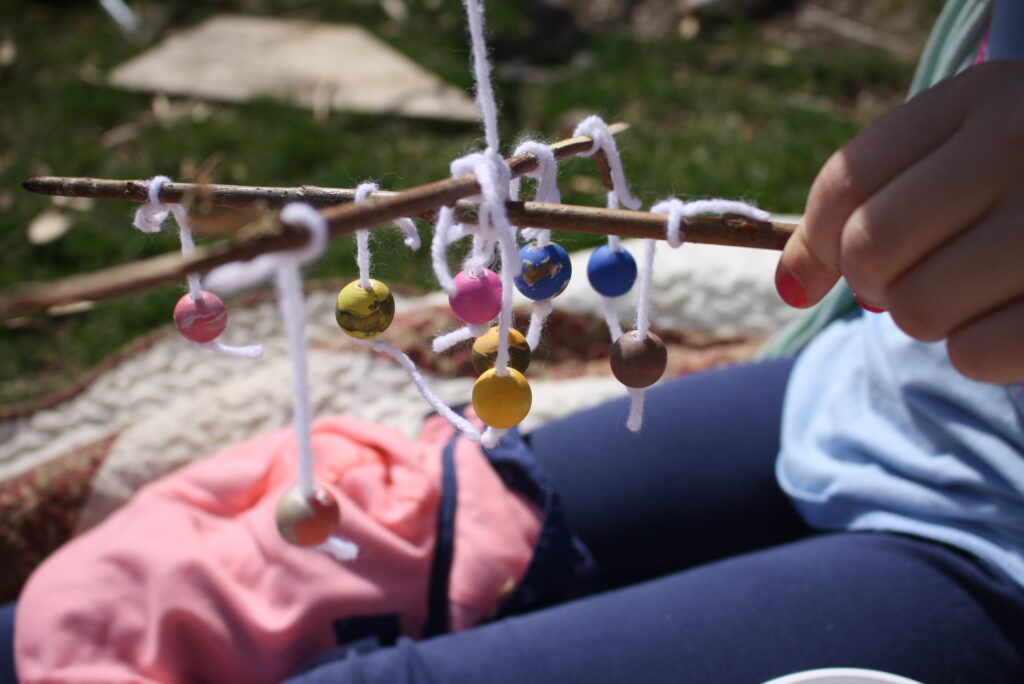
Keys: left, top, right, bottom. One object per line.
{"left": 278, "top": 357, "right": 1024, "bottom": 683}
{"left": 5, "top": 359, "right": 1024, "bottom": 683}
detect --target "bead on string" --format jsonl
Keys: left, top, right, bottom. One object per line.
{"left": 509, "top": 140, "right": 570, "bottom": 351}
{"left": 336, "top": 182, "right": 481, "bottom": 442}
{"left": 133, "top": 176, "right": 263, "bottom": 360}
{"left": 573, "top": 116, "right": 642, "bottom": 344}
{"left": 455, "top": 0, "right": 530, "bottom": 447}
{"left": 205, "top": 202, "right": 359, "bottom": 561}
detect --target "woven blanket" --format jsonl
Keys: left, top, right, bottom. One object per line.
{"left": 0, "top": 240, "right": 797, "bottom": 602}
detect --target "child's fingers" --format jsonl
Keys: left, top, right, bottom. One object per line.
{"left": 775, "top": 72, "right": 968, "bottom": 308}
{"left": 885, "top": 194, "right": 1024, "bottom": 342}
{"left": 947, "top": 298, "right": 1024, "bottom": 384}
{"left": 839, "top": 119, "right": 1009, "bottom": 305}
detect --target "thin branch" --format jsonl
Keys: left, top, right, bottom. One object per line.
{"left": 5, "top": 122, "right": 795, "bottom": 318}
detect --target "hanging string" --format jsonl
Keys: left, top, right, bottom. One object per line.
{"left": 339, "top": 186, "right": 482, "bottom": 442}
{"left": 463, "top": 0, "right": 500, "bottom": 151}
{"left": 206, "top": 202, "right": 359, "bottom": 561}
{"left": 351, "top": 181, "right": 421, "bottom": 288}
{"left": 356, "top": 338, "right": 480, "bottom": 442}
{"left": 619, "top": 197, "right": 771, "bottom": 432}
{"left": 510, "top": 140, "right": 562, "bottom": 351}
{"left": 573, "top": 115, "right": 641, "bottom": 212}
{"left": 133, "top": 176, "right": 263, "bottom": 360}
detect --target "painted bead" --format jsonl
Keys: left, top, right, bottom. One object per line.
{"left": 174, "top": 291, "right": 228, "bottom": 343}
{"left": 472, "top": 368, "right": 532, "bottom": 429}
{"left": 471, "top": 326, "right": 531, "bottom": 375}
{"left": 275, "top": 484, "right": 341, "bottom": 547}
{"left": 449, "top": 269, "right": 503, "bottom": 325}
{"left": 514, "top": 242, "right": 572, "bottom": 301}
{"left": 610, "top": 330, "right": 667, "bottom": 388}
{"left": 587, "top": 244, "right": 637, "bottom": 297}
{"left": 335, "top": 279, "right": 395, "bottom": 339}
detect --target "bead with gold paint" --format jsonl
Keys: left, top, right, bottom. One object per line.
{"left": 610, "top": 330, "right": 667, "bottom": 388}
{"left": 514, "top": 242, "right": 572, "bottom": 301}
{"left": 472, "top": 368, "right": 532, "bottom": 429}
{"left": 275, "top": 484, "right": 341, "bottom": 547}
{"left": 335, "top": 279, "right": 395, "bottom": 338}
{"left": 471, "top": 326, "right": 531, "bottom": 375}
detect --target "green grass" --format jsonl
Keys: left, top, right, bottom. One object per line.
{"left": 0, "top": 0, "right": 934, "bottom": 404}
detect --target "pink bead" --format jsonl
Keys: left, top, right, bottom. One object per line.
{"left": 448, "top": 269, "right": 503, "bottom": 325}
{"left": 174, "top": 291, "right": 228, "bottom": 343}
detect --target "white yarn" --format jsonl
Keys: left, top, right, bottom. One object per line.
{"left": 606, "top": 191, "right": 622, "bottom": 252}
{"left": 494, "top": 233, "right": 516, "bottom": 376}
{"left": 134, "top": 175, "right": 263, "bottom": 359}
{"left": 626, "top": 388, "right": 645, "bottom": 432}
{"left": 431, "top": 206, "right": 458, "bottom": 295}
{"left": 511, "top": 140, "right": 560, "bottom": 247}
{"left": 525, "top": 300, "right": 553, "bottom": 351}
{"left": 599, "top": 296, "right": 624, "bottom": 343}
{"left": 356, "top": 339, "right": 481, "bottom": 442}
{"left": 352, "top": 181, "right": 420, "bottom": 289}
{"left": 634, "top": 238, "right": 657, "bottom": 340}
{"left": 317, "top": 537, "right": 360, "bottom": 561}
{"left": 354, "top": 182, "right": 377, "bottom": 289}
{"left": 650, "top": 198, "right": 770, "bottom": 249}
{"left": 462, "top": 0, "right": 501, "bottom": 151}
{"left": 432, "top": 322, "right": 490, "bottom": 354}
{"left": 204, "top": 206, "right": 329, "bottom": 296}
{"left": 269, "top": 203, "right": 330, "bottom": 499}
{"left": 572, "top": 115, "right": 641, "bottom": 211}
{"left": 481, "top": 427, "right": 506, "bottom": 448}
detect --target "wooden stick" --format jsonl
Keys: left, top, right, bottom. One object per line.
{"left": 5, "top": 123, "right": 795, "bottom": 318}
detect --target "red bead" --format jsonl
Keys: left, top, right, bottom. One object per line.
{"left": 174, "top": 291, "right": 228, "bottom": 343}
{"left": 275, "top": 484, "right": 341, "bottom": 547}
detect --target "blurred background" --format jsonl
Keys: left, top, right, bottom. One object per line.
{"left": 0, "top": 0, "right": 942, "bottom": 406}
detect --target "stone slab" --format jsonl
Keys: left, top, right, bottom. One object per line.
{"left": 109, "top": 14, "right": 480, "bottom": 122}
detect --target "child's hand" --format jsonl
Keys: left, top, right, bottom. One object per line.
{"left": 776, "top": 60, "right": 1024, "bottom": 384}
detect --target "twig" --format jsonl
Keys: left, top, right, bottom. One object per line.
{"left": 5, "top": 123, "right": 795, "bottom": 318}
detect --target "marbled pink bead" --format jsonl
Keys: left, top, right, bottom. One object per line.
{"left": 174, "top": 291, "right": 228, "bottom": 343}
{"left": 448, "top": 269, "right": 502, "bottom": 325}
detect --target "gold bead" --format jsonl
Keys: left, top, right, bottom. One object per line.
{"left": 471, "top": 326, "right": 531, "bottom": 375}
{"left": 472, "top": 368, "right": 532, "bottom": 429}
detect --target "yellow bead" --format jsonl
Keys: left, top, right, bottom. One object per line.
{"left": 335, "top": 279, "right": 395, "bottom": 339}
{"left": 472, "top": 368, "right": 532, "bottom": 429}
{"left": 471, "top": 326, "right": 531, "bottom": 375}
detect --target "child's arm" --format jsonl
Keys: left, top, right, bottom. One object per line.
{"left": 775, "top": 59, "right": 1024, "bottom": 384}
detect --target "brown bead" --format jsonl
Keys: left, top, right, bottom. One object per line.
{"left": 275, "top": 484, "right": 340, "bottom": 547}
{"left": 609, "top": 330, "right": 667, "bottom": 388}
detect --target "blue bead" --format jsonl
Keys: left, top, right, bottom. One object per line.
{"left": 514, "top": 242, "right": 572, "bottom": 301}
{"left": 587, "top": 244, "right": 637, "bottom": 297}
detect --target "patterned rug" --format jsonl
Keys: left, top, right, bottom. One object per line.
{"left": 0, "top": 239, "right": 796, "bottom": 602}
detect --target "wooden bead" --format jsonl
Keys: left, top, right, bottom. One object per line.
{"left": 610, "top": 330, "right": 667, "bottom": 388}
{"left": 472, "top": 368, "right": 532, "bottom": 429}
{"left": 587, "top": 244, "right": 637, "bottom": 297}
{"left": 449, "top": 269, "right": 502, "bottom": 325}
{"left": 471, "top": 326, "right": 531, "bottom": 375}
{"left": 335, "top": 279, "right": 395, "bottom": 339}
{"left": 275, "top": 484, "right": 340, "bottom": 547}
{"left": 174, "top": 291, "right": 227, "bottom": 343}
{"left": 514, "top": 242, "right": 572, "bottom": 301}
